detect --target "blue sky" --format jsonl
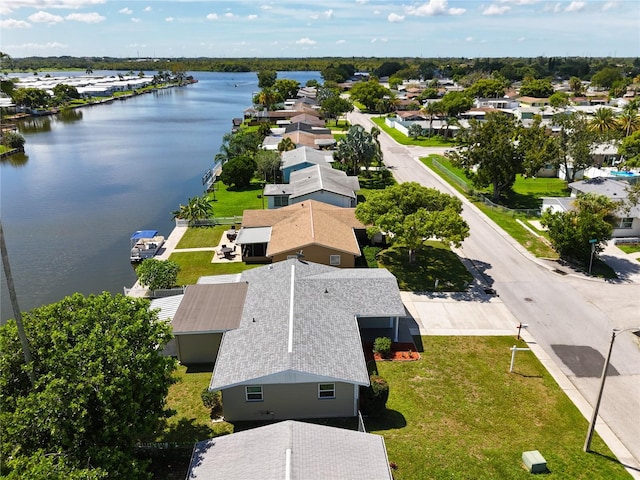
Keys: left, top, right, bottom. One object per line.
{"left": 2, "top": 0, "right": 639, "bottom": 59}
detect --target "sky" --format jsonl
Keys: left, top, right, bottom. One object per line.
{"left": 1, "top": 0, "right": 639, "bottom": 59}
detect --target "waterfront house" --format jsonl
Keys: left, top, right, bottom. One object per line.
{"left": 264, "top": 164, "right": 360, "bottom": 209}
{"left": 235, "top": 200, "right": 365, "bottom": 266}
{"left": 209, "top": 259, "right": 405, "bottom": 421}
{"left": 187, "top": 420, "right": 393, "bottom": 479}
{"left": 280, "top": 146, "right": 334, "bottom": 182}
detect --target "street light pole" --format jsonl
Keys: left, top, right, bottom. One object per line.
{"left": 584, "top": 327, "right": 639, "bottom": 452}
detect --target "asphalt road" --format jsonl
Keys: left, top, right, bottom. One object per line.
{"left": 348, "top": 111, "right": 640, "bottom": 471}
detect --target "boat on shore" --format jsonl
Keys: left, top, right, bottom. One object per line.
{"left": 130, "top": 230, "right": 165, "bottom": 262}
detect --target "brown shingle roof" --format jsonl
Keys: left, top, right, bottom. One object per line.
{"left": 241, "top": 200, "right": 364, "bottom": 256}
{"left": 171, "top": 283, "right": 248, "bottom": 333}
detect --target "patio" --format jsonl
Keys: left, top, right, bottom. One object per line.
{"left": 210, "top": 229, "right": 242, "bottom": 264}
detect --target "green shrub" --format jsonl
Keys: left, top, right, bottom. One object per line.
{"left": 1, "top": 132, "right": 25, "bottom": 149}
{"left": 201, "top": 388, "right": 222, "bottom": 416}
{"left": 360, "top": 374, "right": 389, "bottom": 417}
{"left": 373, "top": 336, "right": 392, "bottom": 358}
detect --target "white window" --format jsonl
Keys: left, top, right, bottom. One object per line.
{"left": 619, "top": 218, "right": 633, "bottom": 229}
{"left": 329, "top": 255, "right": 341, "bottom": 266}
{"left": 318, "top": 383, "right": 335, "bottom": 399}
{"left": 246, "top": 385, "right": 263, "bottom": 402}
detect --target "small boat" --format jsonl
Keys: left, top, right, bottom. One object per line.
{"left": 130, "top": 230, "right": 165, "bottom": 262}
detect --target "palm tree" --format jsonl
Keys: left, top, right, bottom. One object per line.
{"left": 422, "top": 102, "right": 440, "bottom": 137}
{"left": 619, "top": 99, "right": 640, "bottom": 137}
{"left": 589, "top": 107, "right": 618, "bottom": 134}
{"left": 277, "top": 137, "right": 296, "bottom": 152}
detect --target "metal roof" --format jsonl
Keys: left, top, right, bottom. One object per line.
{"left": 235, "top": 226, "right": 272, "bottom": 245}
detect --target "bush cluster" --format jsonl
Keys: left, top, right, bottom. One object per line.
{"left": 360, "top": 374, "right": 389, "bottom": 417}
{"left": 373, "top": 336, "right": 392, "bottom": 358}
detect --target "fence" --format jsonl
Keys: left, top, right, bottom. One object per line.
{"left": 175, "top": 217, "right": 243, "bottom": 227}
{"left": 430, "top": 158, "right": 541, "bottom": 218}
{"left": 123, "top": 286, "right": 186, "bottom": 298}
{"left": 357, "top": 410, "right": 367, "bottom": 433}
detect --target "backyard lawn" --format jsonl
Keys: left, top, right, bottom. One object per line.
{"left": 175, "top": 225, "right": 226, "bottom": 249}
{"left": 207, "top": 181, "right": 264, "bottom": 217}
{"left": 170, "top": 251, "right": 257, "bottom": 285}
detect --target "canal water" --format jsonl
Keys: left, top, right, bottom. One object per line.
{"left": 1, "top": 71, "right": 321, "bottom": 322}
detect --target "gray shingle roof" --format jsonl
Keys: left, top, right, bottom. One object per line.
{"left": 210, "top": 259, "right": 403, "bottom": 390}
{"left": 187, "top": 420, "right": 393, "bottom": 480}
{"left": 281, "top": 146, "right": 334, "bottom": 169}
{"left": 288, "top": 164, "right": 360, "bottom": 200}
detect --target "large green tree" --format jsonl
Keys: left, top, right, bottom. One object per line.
{"left": 541, "top": 193, "right": 617, "bottom": 265}
{"left": 136, "top": 258, "right": 180, "bottom": 290}
{"left": 519, "top": 117, "right": 561, "bottom": 178}
{"left": 0, "top": 292, "right": 176, "bottom": 479}
{"left": 591, "top": 67, "right": 622, "bottom": 89}
{"left": 450, "top": 112, "right": 523, "bottom": 201}
{"left": 519, "top": 78, "right": 554, "bottom": 98}
{"left": 273, "top": 78, "right": 300, "bottom": 101}
{"left": 255, "top": 149, "right": 281, "bottom": 183}
{"left": 355, "top": 182, "right": 469, "bottom": 263}
{"left": 320, "top": 95, "right": 353, "bottom": 124}
{"left": 257, "top": 69, "right": 277, "bottom": 88}
{"left": 618, "top": 130, "right": 640, "bottom": 168}
{"left": 12, "top": 87, "right": 51, "bottom": 109}
{"left": 219, "top": 155, "right": 257, "bottom": 189}
{"left": 554, "top": 112, "right": 596, "bottom": 182}
{"left": 349, "top": 80, "right": 391, "bottom": 112}
{"left": 52, "top": 84, "right": 80, "bottom": 104}
{"left": 465, "top": 78, "right": 507, "bottom": 98}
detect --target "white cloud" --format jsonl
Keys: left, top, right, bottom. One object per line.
{"left": 165, "top": 17, "right": 174, "bottom": 22}
{"left": 602, "top": 1, "right": 618, "bottom": 10}
{"left": 388, "top": 13, "right": 405, "bottom": 22}
{"left": 565, "top": 1, "right": 586, "bottom": 12}
{"left": 406, "top": 0, "right": 466, "bottom": 16}
{"left": 482, "top": 4, "right": 510, "bottom": 15}
{"left": 336, "top": 39, "right": 346, "bottom": 44}
{"left": 296, "top": 37, "right": 317, "bottom": 45}
{"left": 144, "top": 6, "right": 151, "bottom": 12}
{"left": 324, "top": 9, "right": 334, "bottom": 19}
{"left": 261, "top": 4, "right": 272, "bottom": 10}
{"left": 373, "top": 10, "right": 380, "bottom": 15}
{"left": 310, "top": 13, "right": 319, "bottom": 20}
{"left": 465, "top": 36, "right": 473, "bottom": 42}
{"left": 28, "top": 11, "right": 64, "bottom": 24}
{"left": 131, "top": 17, "right": 140, "bottom": 23}
{"left": 10, "top": 41, "right": 67, "bottom": 50}
{"left": 206, "top": 13, "right": 218, "bottom": 20}
{"left": 66, "top": 12, "right": 104, "bottom": 23}
{"left": 544, "top": 2, "right": 563, "bottom": 13}
{"left": 3, "top": 0, "right": 106, "bottom": 14}
{"left": 119, "top": 7, "right": 132, "bottom": 15}
{"left": 248, "top": 14, "right": 257, "bottom": 20}
{"left": 225, "top": 12, "right": 235, "bottom": 18}
{"left": 0, "top": 18, "right": 31, "bottom": 28}
{"left": 496, "top": 0, "right": 539, "bottom": 4}
{"left": 356, "top": 0, "right": 368, "bottom": 4}
{"left": 517, "top": 36, "right": 526, "bottom": 42}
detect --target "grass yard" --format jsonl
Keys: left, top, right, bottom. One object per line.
{"left": 176, "top": 226, "right": 226, "bottom": 249}
{"left": 207, "top": 181, "right": 264, "bottom": 217}
{"left": 617, "top": 244, "right": 640, "bottom": 255}
{"left": 170, "top": 251, "right": 257, "bottom": 285}
{"left": 367, "top": 336, "right": 628, "bottom": 480}
{"left": 376, "top": 243, "right": 473, "bottom": 291}
{"left": 158, "top": 364, "right": 233, "bottom": 443}
{"left": 371, "top": 117, "right": 454, "bottom": 147}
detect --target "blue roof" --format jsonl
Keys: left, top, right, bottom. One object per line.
{"left": 131, "top": 230, "right": 158, "bottom": 240}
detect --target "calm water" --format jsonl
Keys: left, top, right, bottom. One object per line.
{"left": 1, "top": 71, "right": 321, "bottom": 322}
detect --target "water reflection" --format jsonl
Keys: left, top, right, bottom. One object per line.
{"left": 57, "top": 108, "right": 83, "bottom": 123}
{"left": 0, "top": 152, "right": 28, "bottom": 167}
{"left": 18, "top": 117, "right": 51, "bottom": 134}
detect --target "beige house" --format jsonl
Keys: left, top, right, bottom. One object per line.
{"left": 235, "top": 200, "right": 365, "bottom": 267}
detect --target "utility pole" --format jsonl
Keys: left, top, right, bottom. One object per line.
{"left": 0, "top": 220, "right": 35, "bottom": 386}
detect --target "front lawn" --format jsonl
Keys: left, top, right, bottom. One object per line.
{"left": 367, "top": 336, "right": 628, "bottom": 480}
{"left": 376, "top": 243, "right": 473, "bottom": 291}
{"left": 617, "top": 244, "right": 640, "bottom": 255}
{"left": 170, "top": 251, "right": 257, "bottom": 284}
{"left": 371, "top": 117, "right": 454, "bottom": 147}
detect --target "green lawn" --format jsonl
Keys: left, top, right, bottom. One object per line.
{"left": 170, "top": 251, "right": 257, "bottom": 285}
{"left": 155, "top": 337, "right": 627, "bottom": 479}
{"left": 371, "top": 117, "right": 454, "bottom": 147}
{"left": 617, "top": 244, "right": 640, "bottom": 255}
{"left": 156, "top": 364, "right": 233, "bottom": 444}
{"left": 208, "top": 181, "right": 264, "bottom": 217}
{"left": 367, "top": 336, "right": 628, "bottom": 480}
{"left": 376, "top": 243, "right": 473, "bottom": 291}
{"left": 176, "top": 226, "right": 226, "bottom": 249}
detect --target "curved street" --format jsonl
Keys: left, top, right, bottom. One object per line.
{"left": 348, "top": 111, "right": 640, "bottom": 476}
